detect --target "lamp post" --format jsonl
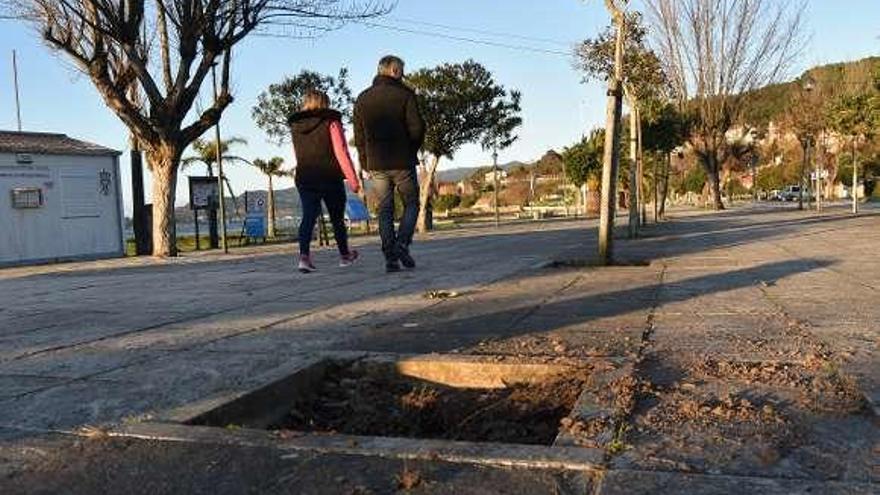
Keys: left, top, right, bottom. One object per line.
{"left": 798, "top": 76, "right": 816, "bottom": 211}
{"left": 852, "top": 136, "right": 859, "bottom": 214}
{"left": 211, "top": 63, "right": 228, "bottom": 254}
{"left": 493, "top": 148, "right": 500, "bottom": 228}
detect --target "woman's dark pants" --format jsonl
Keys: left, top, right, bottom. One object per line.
{"left": 297, "top": 181, "right": 350, "bottom": 256}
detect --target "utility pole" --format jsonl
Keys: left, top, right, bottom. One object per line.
{"left": 12, "top": 50, "right": 22, "bottom": 131}
{"left": 493, "top": 149, "right": 500, "bottom": 228}
{"left": 598, "top": 0, "right": 627, "bottom": 265}
{"left": 211, "top": 64, "right": 229, "bottom": 254}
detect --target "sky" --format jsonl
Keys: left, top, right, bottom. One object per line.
{"left": 1, "top": 0, "right": 879, "bottom": 216}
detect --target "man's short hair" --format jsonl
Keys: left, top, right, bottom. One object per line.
{"left": 378, "top": 55, "right": 405, "bottom": 78}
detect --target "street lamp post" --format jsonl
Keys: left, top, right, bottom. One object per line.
{"left": 493, "top": 148, "right": 500, "bottom": 228}
{"left": 211, "top": 63, "right": 229, "bottom": 254}
{"left": 798, "top": 136, "right": 808, "bottom": 211}
{"left": 798, "top": 76, "right": 816, "bottom": 212}
{"left": 852, "top": 137, "right": 859, "bottom": 214}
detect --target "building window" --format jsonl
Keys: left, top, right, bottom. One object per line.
{"left": 11, "top": 188, "right": 43, "bottom": 209}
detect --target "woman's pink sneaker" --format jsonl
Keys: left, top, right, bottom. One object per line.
{"left": 339, "top": 250, "right": 359, "bottom": 267}
{"left": 298, "top": 254, "right": 317, "bottom": 273}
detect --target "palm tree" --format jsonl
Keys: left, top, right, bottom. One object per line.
{"left": 251, "top": 157, "right": 292, "bottom": 238}
{"left": 182, "top": 137, "right": 248, "bottom": 215}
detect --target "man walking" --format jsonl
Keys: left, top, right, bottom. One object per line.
{"left": 354, "top": 55, "right": 426, "bottom": 272}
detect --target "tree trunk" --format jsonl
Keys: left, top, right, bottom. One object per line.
{"left": 417, "top": 156, "right": 441, "bottom": 234}
{"left": 599, "top": 79, "right": 624, "bottom": 264}
{"left": 598, "top": 9, "right": 626, "bottom": 265}
{"left": 700, "top": 146, "right": 725, "bottom": 211}
{"left": 267, "top": 175, "right": 276, "bottom": 238}
{"left": 147, "top": 145, "right": 181, "bottom": 257}
{"left": 706, "top": 165, "right": 725, "bottom": 210}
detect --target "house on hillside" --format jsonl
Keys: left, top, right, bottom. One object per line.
{"left": 484, "top": 169, "right": 508, "bottom": 184}
{"left": 0, "top": 131, "right": 124, "bottom": 266}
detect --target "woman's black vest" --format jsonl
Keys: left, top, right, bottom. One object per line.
{"left": 288, "top": 109, "right": 345, "bottom": 187}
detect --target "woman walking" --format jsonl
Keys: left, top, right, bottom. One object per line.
{"left": 289, "top": 90, "right": 361, "bottom": 273}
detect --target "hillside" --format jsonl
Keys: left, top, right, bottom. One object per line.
{"left": 437, "top": 161, "right": 531, "bottom": 183}
{"left": 741, "top": 56, "right": 880, "bottom": 126}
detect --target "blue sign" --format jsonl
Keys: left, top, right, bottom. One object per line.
{"left": 346, "top": 197, "right": 371, "bottom": 222}
{"left": 245, "top": 213, "right": 266, "bottom": 238}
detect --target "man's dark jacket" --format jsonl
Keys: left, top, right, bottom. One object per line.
{"left": 354, "top": 75, "right": 426, "bottom": 171}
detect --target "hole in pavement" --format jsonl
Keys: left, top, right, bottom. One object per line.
{"left": 187, "top": 356, "right": 589, "bottom": 447}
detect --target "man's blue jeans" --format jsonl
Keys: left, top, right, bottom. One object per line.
{"left": 371, "top": 169, "right": 420, "bottom": 261}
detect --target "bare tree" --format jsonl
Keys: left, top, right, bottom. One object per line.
{"left": 4, "top": 0, "right": 388, "bottom": 256}
{"left": 644, "top": 0, "right": 806, "bottom": 210}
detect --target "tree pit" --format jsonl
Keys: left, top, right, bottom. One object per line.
{"left": 273, "top": 359, "right": 586, "bottom": 446}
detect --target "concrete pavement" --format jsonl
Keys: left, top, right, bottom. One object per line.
{"left": 0, "top": 203, "right": 877, "bottom": 494}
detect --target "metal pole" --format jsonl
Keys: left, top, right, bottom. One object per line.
{"left": 637, "top": 109, "right": 646, "bottom": 225}
{"left": 12, "top": 50, "right": 22, "bottom": 131}
{"left": 194, "top": 209, "right": 200, "bottom": 251}
{"left": 493, "top": 149, "right": 500, "bottom": 228}
{"left": 804, "top": 136, "right": 816, "bottom": 210}
{"left": 817, "top": 133, "right": 824, "bottom": 212}
{"left": 852, "top": 137, "right": 859, "bottom": 214}
{"left": 653, "top": 155, "right": 658, "bottom": 222}
{"left": 561, "top": 152, "right": 569, "bottom": 217}
{"left": 811, "top": 138, "right": 820, "bottom": 211}
{"left": 798, "top": 139, "right": 806, "bottom": 210}
{"left": 211, "top": 64, "right": 229, "bottom": 253}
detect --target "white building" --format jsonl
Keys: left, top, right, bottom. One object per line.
{"left": 484, "top": 169, "right": 508, "bottom": 184}
{"left": 0, "top": 131, "right": 124, "bottom": 266}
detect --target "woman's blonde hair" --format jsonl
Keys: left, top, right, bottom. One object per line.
{"left": 302, "top": 89, "right": 331, "bottom": 111}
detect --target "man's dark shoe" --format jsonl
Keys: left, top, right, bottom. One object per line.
{"left": 386, "top": 260, "right": 402, "bottom": 273}
{"left": 396, "top": 247, "right": 416, "bottom": 269}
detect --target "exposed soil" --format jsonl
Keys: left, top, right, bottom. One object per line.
{"left": 690, "top": 357, "right": 867, "bottom": 413}
{"left": 274, "top": 361, "right": 587, "bottom": 446}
